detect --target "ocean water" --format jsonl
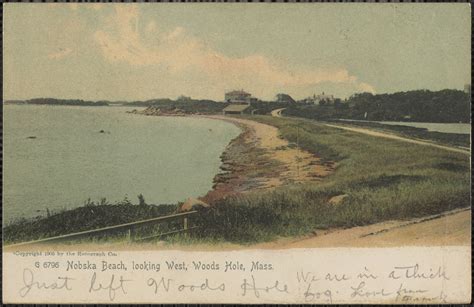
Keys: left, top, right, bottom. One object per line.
{"left": 3, "top": 105, "right": 241, "bottom": 222}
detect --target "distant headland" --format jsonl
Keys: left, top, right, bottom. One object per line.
{"left": 4, "top": 98, "right": 109, "bottom": 106}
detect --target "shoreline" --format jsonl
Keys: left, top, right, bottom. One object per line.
{"left": 3, "top": 111, "right": 470, "bottom": 248}
{"left": 132, "top": 110, "right": 335, "bottom": 204}
{"left": 196, "top": 115, "right": 335, "bottom": 204}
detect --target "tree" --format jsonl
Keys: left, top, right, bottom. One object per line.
{"left": 138, "top": 194, "right": 147, "bottom": 206}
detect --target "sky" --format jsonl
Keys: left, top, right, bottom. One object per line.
{"left": 3, "top": 3, "right": 471, "bottom": 101}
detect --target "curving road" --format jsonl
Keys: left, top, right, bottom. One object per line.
{"left": 270, "top": 108, "right": 286, "bottom": 118}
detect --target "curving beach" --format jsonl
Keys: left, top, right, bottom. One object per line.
{"left": 200, "top": 115, "right": 334, "bottom": 203}
{"left": 4, "top": 110, "right": 469, "bottom": 249}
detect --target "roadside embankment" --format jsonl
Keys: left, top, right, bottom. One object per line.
{"left": 192, "top": 115, "right": 470, "bottom": 245}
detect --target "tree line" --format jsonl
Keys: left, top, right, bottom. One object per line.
{"left": 286, "top": 89, "right": 470, "bottom": 123}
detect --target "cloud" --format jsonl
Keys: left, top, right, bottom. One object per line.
{"left": 358, "top": 82, "right": 376, "bottom": 94}
{"left": 48, "top": 48, "right": 73, "bottom": 60}
{"left": 145, "top": 21, "right": 157, "bottom": 33}
{"left": 90, "top": 4, "right": 104, "bottom": 11}
{"left": 68, "top": 3, "right": 79, "bottom": 11}
{"left": 93, "top": 6, "right": 375, "bottom": 99}
{"left": 165, "top": 27, "right": 185, "bottom": 41}
{"left": 65, "top": 3, "right": 103, "bottom": 11}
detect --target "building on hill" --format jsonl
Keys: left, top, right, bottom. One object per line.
{"left": 464, "top": 84, "right": 471, "bottom": 96}
{"left": 275, "top": 93, "right": 296, "bottom": 103}
{"left": 304, "top": 92, "right": 336, "bottom": 105}
{"left": 222, "top": 104, "right": 250, "bottom": 115}
{"left": 225, "top": 90, "right": 253, "bottom": 104}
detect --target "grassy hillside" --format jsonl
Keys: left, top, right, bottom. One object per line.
{"left": 3, "top": 198, "right": 177, "bottom": 244}
{"left": 197, "top": 115, "right": 470, "bottom": 243}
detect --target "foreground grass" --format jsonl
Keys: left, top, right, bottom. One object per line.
{"left": 3, "top": 199, "right": 177, "bottom": 244}
{"left": 194, "top": 115, "right": 470, "bottom": 244}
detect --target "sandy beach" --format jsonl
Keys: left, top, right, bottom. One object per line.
{"left": 200, "top": 115, "right": 334, "bottom": 203}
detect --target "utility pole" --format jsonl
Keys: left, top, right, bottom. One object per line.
{"left": 296, "top": 124, "right": 300, "bottom": 180}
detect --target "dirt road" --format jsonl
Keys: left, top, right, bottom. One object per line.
{"left": 324, "top": 123, "right": 470, "bottom": 155}
{"left": 262, "top": 208, "right": 471, "bottom": 249}
{"left": 271, "top": 108, "right": 470, "bottom": 155}
{"left": 270, "top": 108, "right": 286, "bottom": 117}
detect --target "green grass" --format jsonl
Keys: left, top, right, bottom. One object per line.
{"left": 3, "top": 198, "right": 177, "bottom": 244}
{"left": 194, "top": 115, "right": 470, "bottom": 244}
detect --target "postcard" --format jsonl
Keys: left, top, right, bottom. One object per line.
{"left": 2, "top": 3, "right": 471, "bottom": 304}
